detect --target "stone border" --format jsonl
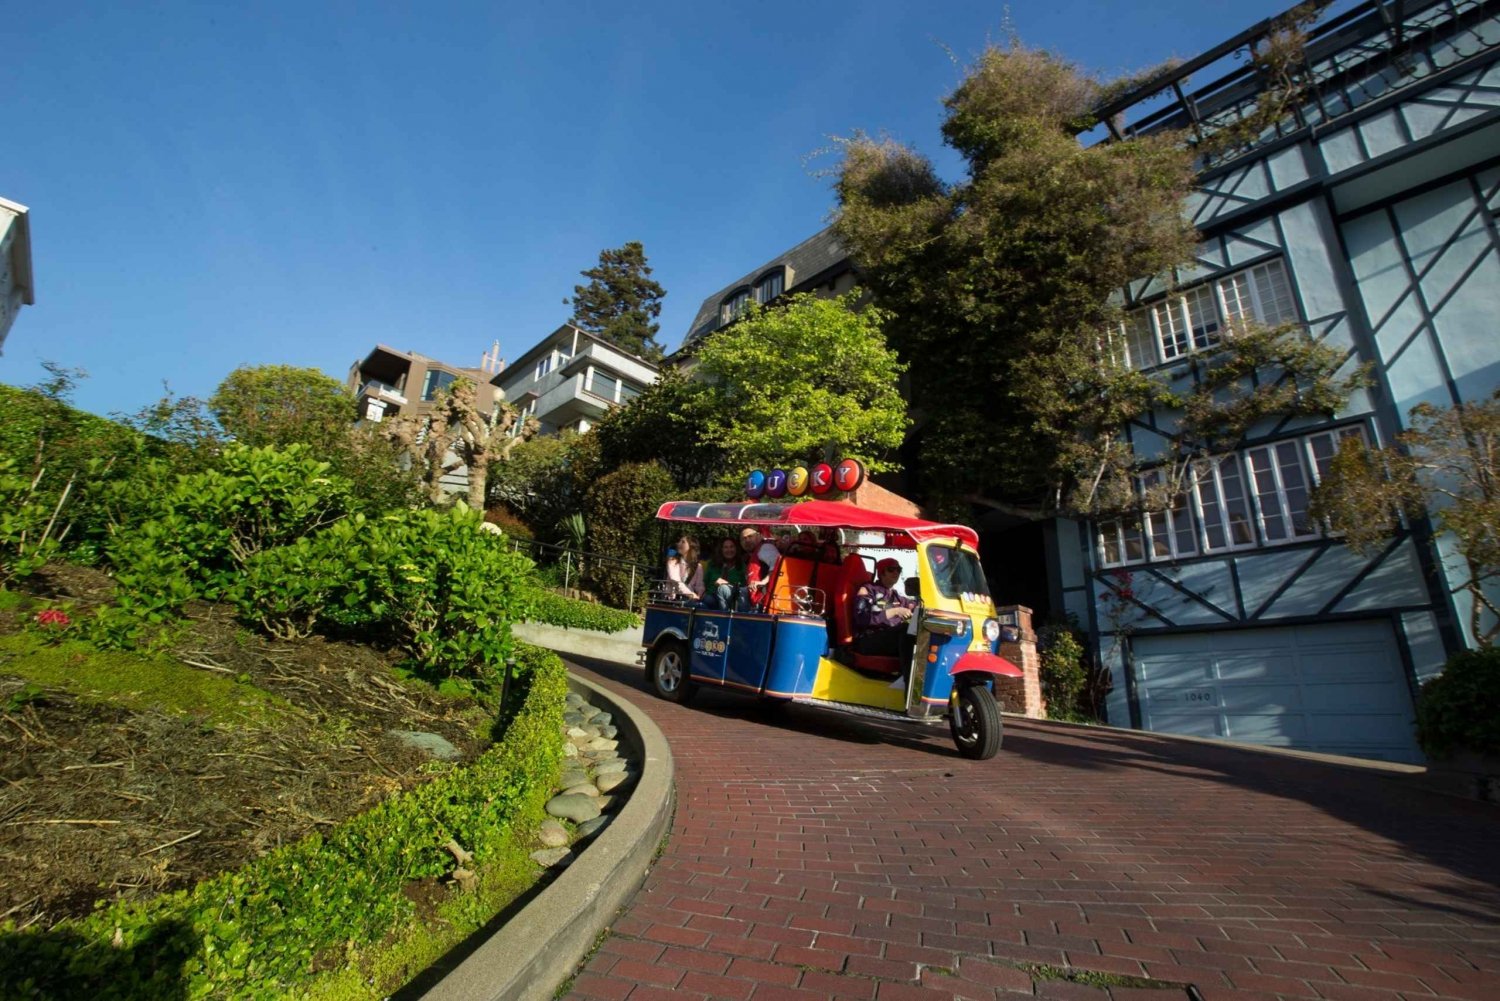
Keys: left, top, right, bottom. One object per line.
{"left": 419, "top": 672, "right": 674, "bottom": 1001}
{"left": 513, "top": 621, "right": 643, "bottom": 667}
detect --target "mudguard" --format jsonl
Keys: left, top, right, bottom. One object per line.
{"left": 952, "top": 651, "right": 1024, "bottom": 678}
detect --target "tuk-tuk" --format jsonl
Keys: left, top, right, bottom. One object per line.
{"left": 640, "top": 499, "right": 1021, "bottom": 759}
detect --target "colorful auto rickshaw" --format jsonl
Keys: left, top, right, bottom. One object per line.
{"left": 639, "top": 499, "right": 1022, "bottom": 759}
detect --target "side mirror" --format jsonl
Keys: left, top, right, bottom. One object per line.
{"left": 903, "top": 577, "right": 920, "bottom": 598}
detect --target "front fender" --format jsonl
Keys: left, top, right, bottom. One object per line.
{"left": 952, "top": 651, "right": 1023, "bottom": 679}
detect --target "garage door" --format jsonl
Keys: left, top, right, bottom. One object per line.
{"left": 1132, "top": 621, "right": 1421, "bottom": 763}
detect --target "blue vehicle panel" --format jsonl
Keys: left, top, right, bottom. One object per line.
{"left": 724, "top": 614, "right": 775, "bottom": 692}
{"left": 763, "top": 616, "right": 827, "bottom": 698}
{"left": 643, "top": 606, "right": 690, "bottom": 648}
{"left": 689, "top": 612, "right": 732, "bottom": 683}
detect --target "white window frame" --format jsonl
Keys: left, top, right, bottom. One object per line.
{"left": 1191, "top": 454, "right": 1257, "bottom": 553}
{"left": 1245, "top": 439, "right": 1319, "bottom": 544}
{"left": 534, "top": 354, "right": 553, "bottom": 381}
{"left": 1097, "top": 518, "right": 1147, "bottom": 568}
{"left": 1138, "top": 470, "right": 1198, "bottom": 561}
{"left": 1120, "top": 258, "right": 1300, "bottom": 371}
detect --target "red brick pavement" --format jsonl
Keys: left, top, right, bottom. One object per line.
{"left": 559, "top": 655, "right": 1500, "bottom": 1001}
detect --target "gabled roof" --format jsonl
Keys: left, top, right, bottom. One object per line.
{"left": 680, "top": 227, "right": 852, "bottom": 349}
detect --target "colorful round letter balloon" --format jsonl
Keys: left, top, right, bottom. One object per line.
{"left": 809, "top": 463, "right": 834, "bottom": 496}
{"left": 833, "top": 458, "right": 866, "bottom": 493}
{"left": 745, "top": 469, "right": 767, "bottom": 499}
{"left": 786, "top": 466, "right": 809, "bottom": 497}
{"left": 765, "top": 468, "right": 788, "bottom": 498}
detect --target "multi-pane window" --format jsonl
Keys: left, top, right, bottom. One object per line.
{"left": 618, "top": 381, "right": 642, "bottom": 402}
{"left": 1096, "top": 425, "right": 1370, "bottom": 567}
{"left": 534, "top": 354, "right": 553, "bottom": 381}
{"left": 589, "top": 369, "right": 620, "bottom": 401}
{"left": 421, "top": 369, "right": 457, "bottom": 401}
{"left": 1139, "top": 470, "right": 1198, "bottom": 560}
{"left": 721, "top": 289, "right": 750, "bottom": 324}
{"left": 754, "top": 270, "right": 784, "bottom": 304}
{"left": 1113, "top": 258, "right": 1300, "bottom": 370}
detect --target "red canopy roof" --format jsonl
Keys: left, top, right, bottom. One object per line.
{"left": 654, "top": 499, "right": 980, "bottom": 549}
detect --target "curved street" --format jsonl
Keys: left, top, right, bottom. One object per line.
{"left": 559, "top": 655, "right": 1500, "bottom": 1001}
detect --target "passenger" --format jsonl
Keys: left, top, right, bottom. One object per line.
{"left": 703, "top": 537, "right": 747, "bottom": 610}
{"left": 789, "top": 529, "right": 819, "bottom": 557}
{"left": 665, "top": 534, "right": 704, "bottom": 601}
{"left": 739, "top": 526, "right": 777, "bottom": 609}
{"left": 818, "top": 528, "right": 843, "bottom": 565}
{"left": 852, "top": 557, "right": 916, "bottom": 657}
{"left": 774, "top": 530, "right": 796, "bottom": 555}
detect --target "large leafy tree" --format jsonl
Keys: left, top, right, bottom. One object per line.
{"left": 833, "top": 38, "right": 1355, "bottom": 519}
{"left": 210, "top": 365, "right": 349, "bottom": 451}
{"left": 694, "top": 292, "right": 909, "bottom": 477}
{"left": 567, "top": 241, "right": 667, "bottom": 361}
{"left": 591, "top": 369, "right": 725, "bottom": 490}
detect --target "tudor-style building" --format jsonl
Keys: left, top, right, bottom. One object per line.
{"left": 1063, "top": 0, "right": 1500, "bottom": 763}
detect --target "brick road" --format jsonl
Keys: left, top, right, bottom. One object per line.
{"left": 559, "top": 655, "right": 1500, "bottom": 1001}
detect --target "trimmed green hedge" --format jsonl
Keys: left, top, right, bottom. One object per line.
{"left": 1416, "top": 646, "right": 1500, "bottom": 759}
{"left": 526, "top": 588, "right": 641, "bottom": 634}
{"left": 0, "top": 643, "right": 568, "bottom": 1000}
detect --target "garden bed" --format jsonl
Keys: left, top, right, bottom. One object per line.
{"left": 0, "top": 565, "right": 492, "bottom": 933}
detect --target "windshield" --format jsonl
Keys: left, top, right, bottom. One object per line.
{"left": 925, "top": 545, "right": 989, "bottom": 600}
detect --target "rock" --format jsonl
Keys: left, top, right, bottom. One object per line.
{"left": 597, "top": 795, "right": 616, "bottom": 811}
{"left": 545, "top": 794, "right": 601, "bottom": 822}
{"left": 562, "top": 710, "right": 585, "bottom": 726}
{"left": 594, "top": 758, "right": 627, "bottom": 774}
{"left": 538, "top": 820, "right": 569, "bottom": 848}
{"left": 559, "top": 767, "right": 590, "bottom": 788}
{"left": 580, "top": 705, "right": 603, "bottom": 722}
{"left": 593, "top": 712, "right": 613, "bottom": 727}
{"left": 530, "top": 847, "right": 573, "bottom": 868}
{"left": 576, "top": 816, "right": 609, "bottom": 838}
{"left": 388, "top": 730, "right": 462, "bottom": 761}
{"left": 596, "top": 770, "right": 632, "bottom": 793}
{"left": 562, "top": 742, "right": 578, "bottom": 758}
{"left": 566, "top": 726, "right": 589, "bottom": 739}
{"left": 586, "top": 737, "right": 618, "bottom": 752}
{"left": 598, "top": 725, "right": 618, "bottom": 739}
{"left": 565, "top": 693, "right": 586, "bottom": 707}
{"left": 563, "top": 782, "right": 600, "bottom": 798}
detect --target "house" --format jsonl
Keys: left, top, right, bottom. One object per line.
{"left": 0, "top": 197, "right": 35, "bottom": 356}
{"left": 345, "top": 343, "right": 507, "bottom": 495}
{"left": 1061, "top": 0, "right": 1500, "bottom": 763}
{"left": 494, "top": 323, "right": 659, "bottom": 436}
{"left": 669, "top": 226, "right": 859, "bottom": 370}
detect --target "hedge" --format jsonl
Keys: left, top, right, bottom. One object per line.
{"left": 0, "top": 643, "right": 568, "bottom": 1000}
{"left": 525, "top": 588, "right": 641, "bottom": 634}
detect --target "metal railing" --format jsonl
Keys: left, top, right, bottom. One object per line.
{"left": 502, "top": 536, "right": 660, "bottom": 612}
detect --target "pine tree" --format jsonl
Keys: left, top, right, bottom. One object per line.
{"left": 567, "top": 241, "right": 667, "bottom": 361}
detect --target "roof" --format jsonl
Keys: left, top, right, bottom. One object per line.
{"left": 680, "top": 227, "right": 852, "bottom": 348}
{"left": 0, "top": 197, "right": 35, "bottom": 306}
{"left": 654, "top": 499, "right": 979, "bottom": 549}
{"left": 501, "top": 323, "right": 662, "bottom": 386}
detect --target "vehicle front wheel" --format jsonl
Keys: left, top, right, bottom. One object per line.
{"left": 648, "top": 639, "right": 695, "bottom": 705}
{"left": 949, "top": 682, "right": 1002, "bottom": 760}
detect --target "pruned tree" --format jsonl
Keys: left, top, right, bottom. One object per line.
{"left": 567, "top": 241, "right": 667, "bottom": 360}
{"left": 832, "top": 31, "right": 1358, "bottom": 520}
{"left": 386, "top": 379, "right": 537, "bottom": 508}
{"left": 1311, "top": 392, "right": 1500, "bottom": 647}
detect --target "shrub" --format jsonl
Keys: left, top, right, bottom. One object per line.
{"left": 236, "top": 528, "right": 363, "bottom": 640}
{"left": 0, "top": 643, "right": 567, "bottom": 1000}
{"left": 1037, "top": 621, "right": 1089, "bottom": 722}
{"left": 526, "top": 588, "right": 641, "bottom": 634}
{"left": 0, "top": 456, "right": 61, "bottom": 587}
{"left": 585, "top": 461, "right": 676, "bottom": 608}
{"left": 1415, "top": 646, "right": 1500, "bottom": 759}
{"left": 483, "top": 506, "right": 535, "bottom": 541}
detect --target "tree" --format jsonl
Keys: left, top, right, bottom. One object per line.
{"left": 832, "top": 34, "right": 1354, "bottom": 519}
{"left": 591, "top": 369, "right": 725, "bottom": 490}
{"left": 567, "top": 241, "right": 667, "bottom": 360}
{"left": 487, "top": 429, "right": 600, "bottom": 535}
{"left": 1310, "top": 393, "right": 1500, "bottom": 647}
{"left": 693, "top": 293, "right": 909, "bottom": 476}
{"left": 209, "top": 365, "right": 350, "bottom": 451}
{"left": 386, "top": 380, "right": 537, "bottom": 508}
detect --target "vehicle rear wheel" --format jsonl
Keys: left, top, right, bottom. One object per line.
{"left": 648, "top": 639, "right": 695, "bottom": 704}
{"left": 949, "top": 682, "right": 1001, "bottom": 760}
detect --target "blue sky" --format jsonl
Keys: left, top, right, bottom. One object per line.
{"left": 5, "top": 1, "right": 1310, "bottom": 419}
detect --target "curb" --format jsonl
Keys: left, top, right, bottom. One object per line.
{"left": 1001, "top": 711, "right": 1427, "bottom": 774}
{"left": 418, "top": 672, "right": 674, "bottom": 1001}
{"left": 514, "top": 621, "right": 642, "bottom": 666}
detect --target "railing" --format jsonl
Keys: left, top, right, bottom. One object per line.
{"left": 502, "top": 537, "right": 660, "bottom": 613}
{"left": 357, "top": 379, "right": 407, "bottom": 404}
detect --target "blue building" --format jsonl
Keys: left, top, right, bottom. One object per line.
{"left": 1060, "top": 0, "right": 1500, "bottom": 763}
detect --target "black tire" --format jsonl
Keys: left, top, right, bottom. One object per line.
{"left": 648, "top": 638, "right": 695, "bottom": 704}
{"left": 949, "top": 682, "right": 1002, "bottom": 760}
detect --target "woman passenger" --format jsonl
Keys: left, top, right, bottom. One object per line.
{"left": 666, "top": 534, "right": 703, "bottom": 601}
{"left": 703, "top": 537, "right": 747, "bottom": 610}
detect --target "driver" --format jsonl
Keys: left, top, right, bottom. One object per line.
{"left": 853, "top": 558, "right": 916, "bottom": 656}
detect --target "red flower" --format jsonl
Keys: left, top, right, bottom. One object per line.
{"left": 34, "top": 609, "right": 71, "bottom": 630}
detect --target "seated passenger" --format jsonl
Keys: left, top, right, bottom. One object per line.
{"left": 665, "top": 534, "right": 704, "bottom": 601}
{"left": 703, "top": 537, "right": 747, "bottom": 610}
{"left": 852, "top": 558, "right": 916, "bottom": 657}
{"left": 739, "top": 526, "right": 777, "bottom": 610}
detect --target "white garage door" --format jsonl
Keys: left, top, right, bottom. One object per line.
{"left": 1132, "top": 621, "right": 1421, "bottom": 763}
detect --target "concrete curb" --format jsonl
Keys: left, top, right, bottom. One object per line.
{"left": 514, "top": 621, "right": 642, "bottom": 666}
{"left": 419, "top": 671, "right": 674, "bottom": 1001}
{"left": 1001, "top": 711, "right": 1427, "bottom": 774}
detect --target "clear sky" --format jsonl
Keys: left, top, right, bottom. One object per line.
{"left": 4, "top": 0, "right": 1314, "bottom": 419}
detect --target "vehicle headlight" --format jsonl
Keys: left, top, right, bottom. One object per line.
{"left": 983, "top": 618, "right": 1001, "bottom": 644}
